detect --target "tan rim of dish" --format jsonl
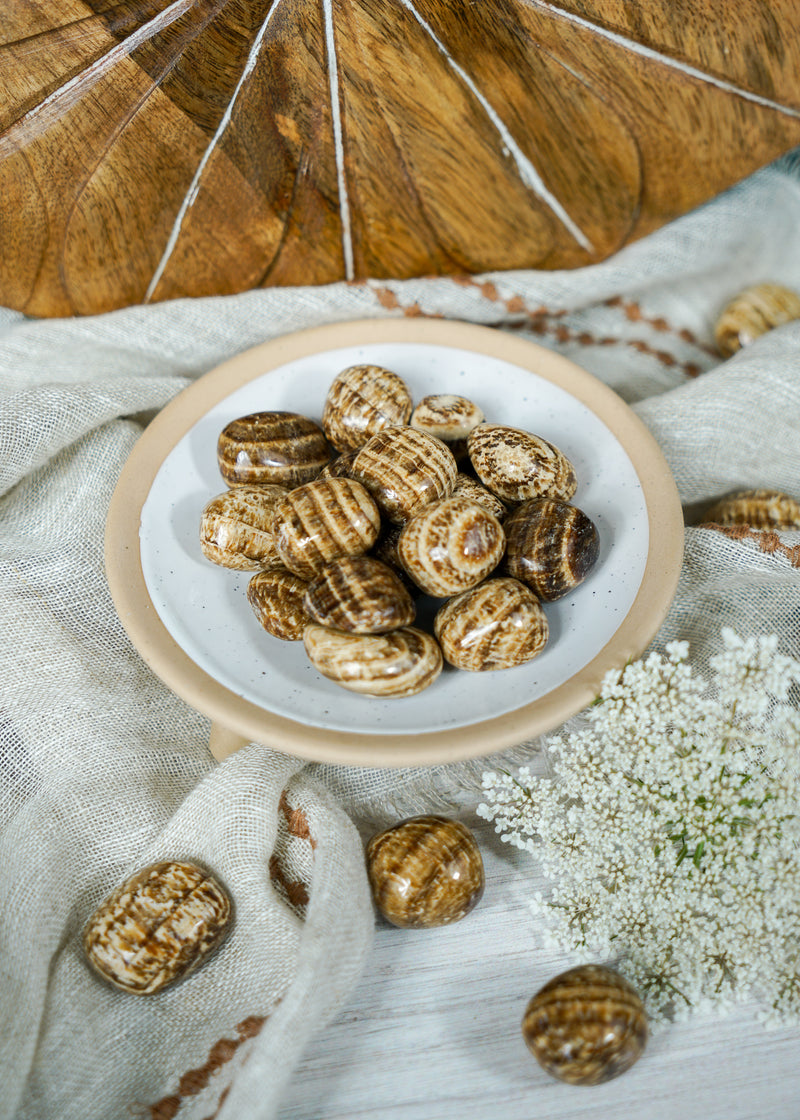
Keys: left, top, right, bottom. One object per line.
{"left": 105, "top": 318, "right": 684, "bottom": 768}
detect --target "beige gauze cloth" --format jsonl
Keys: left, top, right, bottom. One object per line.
{"left": 1, "top": 152, "right": 800, "bottom": 1120}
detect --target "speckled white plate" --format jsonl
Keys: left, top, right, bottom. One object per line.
{"left": 105, "top": 319, "right": 683, "bottom": 767}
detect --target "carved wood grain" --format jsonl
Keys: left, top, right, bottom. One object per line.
{"left": 1, "top": 0, "right": 799, "bottom": 316}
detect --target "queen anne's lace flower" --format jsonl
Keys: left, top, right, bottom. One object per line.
{"left": 478, "top": 629, "right": 800, "bottom": 1022}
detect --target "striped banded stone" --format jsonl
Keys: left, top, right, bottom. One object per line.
{"left": 350, "top": 426, "right": 458, "bottom": 525}
{"left": 273, "top": 478, "right": 381, "bottom": 580}
{"left": 317, "top": 448, "right": 359, "bottom": 481}
{"left": 247, "top": 567, "right": 310, "bottom": 641}
{"left": 303, "top": 624, "right": 442, "bottom": 697}
{"left": 366, "top": 815, "right": 484, "bottom": 928}
{"left": 467, "top": 424, "right": 577, "bottom": 504}
{"left": 434, "top": 577, "right": 548, "bottom": 671}
{"left": 522, "top": 964, "right": 648, "bottom": 1085}
{"left": 714, "top": 283, "right": 800, "bottom": 358}
{"left": 217, "top": 411, "right": 330, "bottom": 487}
{"left": 504, "top": 498, "right": 599, "bottom": 601}
{"left": 409, "top": 394, "right": 484, "bottom": 460}
{"left": 304, "top": 556, "right": 415, "bottom": 634}
{"left": 397, "top": 496, "right": 505, "bottom": 597}
{"left": 322, "top": 364, "right": 412, "bottom": 452}
{"left": 451, "top": 472, "right": 508, "bottom": 521}
{"left": 703, "top": 488, "right": 800, "bottom": 530}
{"left": 199, "top": 484, "right": 288, "bottom": 570}
{"left": 83, "top": 861, "right": 232, "bottom": 995}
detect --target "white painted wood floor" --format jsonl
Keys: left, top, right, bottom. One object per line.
{"left": 278, "top": 814, "right": 800, "bottom": 1120}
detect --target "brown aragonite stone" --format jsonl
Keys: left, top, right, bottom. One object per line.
{"left": 366, "top": 815, "right": 484, "bottom": 929}
{"left": 504, "top": 498, "right": 600, "bottom": 601}
{"left": 83, "top": 861, "right": 232, "bottom": 995}
{"left": 451, "top": 472, "right": 508, "bottom": 521}
{"left": 410, "top": 394, "right": 485, "bottom": 460}
{"left": 247, "top": 567, "right": 310, "bottom": 641}
{"left": 322, "top": 365, "right": 413, "bottom": 453}
{"left": 522, "top": 964, "right": 648, "bottom": 1085}
{"left": 217, "top": 412, "right": 330, "bottom": 487}
{"left": 467, "top": 424, "right": 577, "bottom": 504}
{"left": 370, "top": 522, "right": 422, "bottom": 598}
{"left": 304, "top": 556, "right": 415, "bottom": 634}
{"left": 703, "top": 488, "right": 800, "bottom": 530}
{"left": 199, "top": 484, "right": 288, "bottom": 570}
{"left": 434, "top": 577, "right": 548, "bottom": 671}
{"left": 371, "top": 521, "right": 406, "bottom": 575}
{"left": 714, "top": 283, "right": 800, "bottom": 358}
{"left": 303, "top": 624, "right": 442, "bottom": 697}
{"left": 317, "top": 448, "right": 360, "bottom": 481}
{"left": 350, "top": 427, "right": 458, "bottom": 525}
{"left": 397, "top": 496, "right": 505, "bottom": 597}
{"left": 273, "top": 477, "right": 381, "bottom": 580}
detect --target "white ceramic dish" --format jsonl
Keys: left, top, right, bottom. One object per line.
{"left": 105, "top": 319, "right": 683, "bottom": 767}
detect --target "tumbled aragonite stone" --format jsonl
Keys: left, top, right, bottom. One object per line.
{"left": 247, "top": 567, "right": 310, "bottom": 640}
{"left": 303, "top": 624, "right": 442, "bottom": 697}
{"left": 366, "top": 815, "right": 484, "bottom": 928}
{"left": 322, "top": 364, "right": 413, "bottom": 452}
{"left": 199, "top": 484, "right": 288, "bottom": 570}
{"left": 83, "top": 861, "right": 232, "bottom": 995}
{"left": 451, "top": 472, "right": 508, "bottom": 521}
{"left": 703, "top": 488, "right": 800, "bottom": 530}
{"left": 273, "top": 477, "right": 381, "bottom": 580}
{"left": 410, "top": 393, "right": 484, "bottom": 460}
{"left": 467, "top": 424, "right": 577, "bottom": 504}
{"left": 522, "top": 964, "right": 648, "bottom": 1085}
{"left": 434, "top": 577, "right": 548, "bottom": 671}
{"left": 304, "top": 555, "right": 415, "bottom": 634}
{"left": 350, "top": 426, "right": 458, "bottom": 524}
{"left": 317, "top": 448, "right": 359, "bottom": 481}
{"left": 714, "top": 283, "right": 800, "bottom": 358}
{"left": 504, "top": 498, "right": 600, "bottom": 601}
{"left": 397, "top": 496, "right": 505, "bottom": 597}
{"left": 217, "top": 411, "right": 331, "bottom": 487}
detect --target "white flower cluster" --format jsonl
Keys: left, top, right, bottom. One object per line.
{"left": 478, "top": 629, "right": 800, "bottom": 1022}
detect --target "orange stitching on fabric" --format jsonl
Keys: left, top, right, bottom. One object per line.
{"left": 150, "top": 1099, "right": 180, "bottom": 1120}
{"left": 366, "top": 282, "right": 706, "bottom": 377}
{"left": 369, "top": 284, "right": 441, "bottom": 318}
{"left": 269, "top": 852, "right": 310, "bottom": 911}
{"left": 604, "top": 296, "right": 718, "bottom": 357}
{"left": 278, "top": 789, "right": 316, "bottom": 849}
{"left": 450, "top": 274, "right": 565, "bottom": 320}
{"left": 509, "top": 318, "right": 703, "bottom": 377}
{"left": 200, "top": 1085, "right": 230, "bottom": 1120}
{"left": 148, "top": 1016, "right": 268, "bottom": 1119}
{"left": 700, "top": 523, "right": 800, "bottom": 567}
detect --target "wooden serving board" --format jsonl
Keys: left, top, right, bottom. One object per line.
{"left": 2, "top": 0, "right": 800, "bottom": 317}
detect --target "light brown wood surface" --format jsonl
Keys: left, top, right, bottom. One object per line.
{"left": 2, "top": 0, "right": 800, "bottom": 317}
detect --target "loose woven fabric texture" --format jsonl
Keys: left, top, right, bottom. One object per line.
{"left": 1, "top": 152, "right": 799, "bottom": 1120}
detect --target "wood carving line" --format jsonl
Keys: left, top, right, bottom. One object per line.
{"left": 2, "top": 0, "right": 800, "bottom": 314}
{"left": 0, "top": 0, "right": 199, "bottom": 159}
{"left": 527, "top": 0, "right": 800, "bottom": 119}
{"left": 398, "top": 0, "right": 594, "bottom": 251}
{"left": 145, "top": 0, "right": 283, "bottom": 302}
{"left": 322, "top": 0, "right": 355, "bottom": 280}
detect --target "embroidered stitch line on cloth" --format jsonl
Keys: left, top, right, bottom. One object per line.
{"left": 148, "top": 1016, "right": 267, "bottom": 1120}
{"left": 604, "top": 295, "right": 720, "bottom": 356}
{"left": 511, "top": 316, "right": 706, "bottom": 377}
{"left": 278, "top": 790, "right": 316, "bottom": 849}
{"left": 700, "top": 523, "right": 800, "bottom": 567}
